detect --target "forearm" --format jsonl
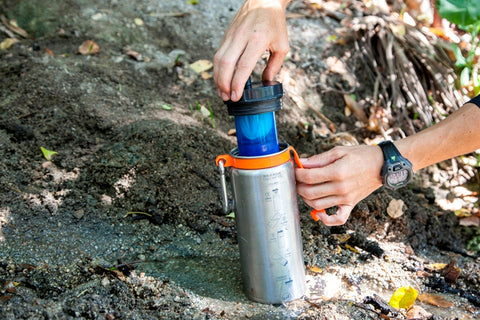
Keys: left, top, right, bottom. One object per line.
{"left": 396, "top": 102, "right": 480, "bottom": 171}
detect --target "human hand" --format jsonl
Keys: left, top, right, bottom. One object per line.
{"left": 213, "top": 0, "right": 290, "bottom": 102}
{"left": 295, "top": 145, "right": 384, "bottom": 225}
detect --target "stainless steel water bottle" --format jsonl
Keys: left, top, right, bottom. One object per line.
{"left": 215, "top": 80, "right": 306, "bottom": 304}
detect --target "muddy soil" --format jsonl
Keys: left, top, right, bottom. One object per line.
{"left": 1, "top": 0, "right": 479, "bottom": 319}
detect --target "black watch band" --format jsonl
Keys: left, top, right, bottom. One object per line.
{"left": 378, "top": 140, "right": 403, "bottom": 163}
{"left": 378, "top": 141, "right": 413, "bottom": 189}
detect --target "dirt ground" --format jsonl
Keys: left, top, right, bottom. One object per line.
{"left": 1, "top": 0, "right": 479, "bottom": 319}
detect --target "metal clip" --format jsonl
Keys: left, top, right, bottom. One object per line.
{"left": 218, "top": 159, "right": 231, "bottom": 214}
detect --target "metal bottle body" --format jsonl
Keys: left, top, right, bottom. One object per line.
{"left": 230, "top": 159, "right": 306, "bottom": 304}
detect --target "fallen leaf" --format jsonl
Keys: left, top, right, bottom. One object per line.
{"left": 417, "top": 293, "right": 453, "bottom": 308}
{"left": 45, "top": 48, "right": 55, "bottom": 56}
{"left": 387, "top": 199, "right": 405, "bottom": 219}
{"left": 345, "top": 244, "right": 359, "bottom": 253}
{"left": 78, "top": 40, "right": 100, "bottom": 55}
{"left": 1, "top": 15, "right": 29, "bottom": 38}
{"left": 161, "top": 104, "right": 172, "bottom": 111}
{"left": 40, "top": 147, "right": 58, "bottom": 161}
{"left": 343, "top": 94, "right": 367, "bottom": 122}
{"left": 0, "top": 38, "right": 19, "bottom": 50}
{"left": 227, "top": 128, "right": 236, "bottom": 136}
{"left": 125, "top": 50, "right": 143, "bottom": 61}
{"left": 459, "top": 215, "right": 480, "bottom": 227}
{"left": 427, "top": 263, "right": 447, "bottom": 271}
{"left": 389, "top": 286, "right": 418, "bottom": 309}
{"left": 201, "top": 71, "right": 212, "bottom": 79}
{"left": 189, "top": 59, "right": 213, "bottom": 73}
{"left": 134, "top": 18, "right": 144, "bottom": 26}
{"left": 308, "top": 265, "right": 323, "bottom": 273}
{"left": 440, "top": 260, "right": 461, "bottom": 284}
{"left": 406, "top": 305, "right": 432, "bottom": 319}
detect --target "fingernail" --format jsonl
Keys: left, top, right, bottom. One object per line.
{"left": 231, "top": 91, "right": 237, "bottom": 101}
{"left": 221, "top": 92, "right": 229, "bottom": 101}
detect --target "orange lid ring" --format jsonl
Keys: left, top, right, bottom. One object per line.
{"left": 216, "top": 142, "right": 303, "bottom": 170}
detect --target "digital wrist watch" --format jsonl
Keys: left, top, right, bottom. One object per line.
{"left": 378, "top": 141, "right": 413, "bottom": 189}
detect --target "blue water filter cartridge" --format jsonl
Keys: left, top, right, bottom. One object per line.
{"left": 226, "top": 80, "right": 283, "bottom": 157}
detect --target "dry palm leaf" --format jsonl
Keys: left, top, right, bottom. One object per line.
{"left": 346, "top": 15, "right": 459, "bottom": 136}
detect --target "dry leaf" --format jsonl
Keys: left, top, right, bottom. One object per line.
{"left": 45, "top": 48, "right": 55, "bottom": 56}
{"left": 189, "top": 59, "right": 213, "bottom": 73}
{"left": 387, "top": 199, "right": 405, "bottom": 219}
{"left": 227, "top": 128, "right": 236, "bottom": 136}
{"left": 134, "top": 18, "right": 144, "bottom": 26}
{"left": 345, "top": 244, "right": 359, "bottom": 253}
{"left": 78, "top": 40, "right": 100, "bottom": 55}
{"left": 343, "top": 94, "right": 367, "bottom": 122}
{"left": 459, "top": 215, "right": 480, "bottom": 227}
{"left": 308, "top": 265, "right": 323, "bottom": 273}
{"left": 406, "top": 305, "right": 432, "bottom": 319}
{"left": 201, "top": 71, "right": 212, "bottom": 80}
{"left": 440, "top": 260, "right": 461, "bottom": 284}
{"left": 1, "top": 15, "right": 29, "bottom": 38}
{"left": 417, "top": 293, "right": 453, "bottom": 308}
{"left": 125, "top": 50, "right": 143, "bottom": 61}
{"left": 0, "top": 38, "right": 19, "bottom": 50}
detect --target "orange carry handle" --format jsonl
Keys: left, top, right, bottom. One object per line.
{"left": 215, "top": 145, "right": 325, "bottom": 221}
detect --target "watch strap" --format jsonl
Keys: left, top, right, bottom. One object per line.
{"left": 378, "top": 141, "right": 402, "bottom": 163}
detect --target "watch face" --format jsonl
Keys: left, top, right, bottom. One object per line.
{"left": 387, "top": 168, "right": 410, "bottom": 187}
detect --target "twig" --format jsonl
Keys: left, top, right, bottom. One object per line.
{"left": 4, "top": 182, "right": 22, "bottom": 193}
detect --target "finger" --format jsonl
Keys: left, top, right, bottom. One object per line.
{"left": 297, "top": 181, "right": 334, "bottom": 200}
{"left": 230, "top": 42, "right": 266, "bottom": 102}
{"left": 262, "top": 49, "right": 288, "bottom": 81}
{"left": 314, "top": 205, "right": 354, "bottom": 226}
{"left": 295, "top": 166, "right": 340, "bottom": 185}
{"left": 299, "top": 147, "right": 344, "bottom": 169}
{"left": 302, "top": 195, "right": 345, "bottom": 213}
{"left": 213, "top": 39, "right": 245, "bottom": 101}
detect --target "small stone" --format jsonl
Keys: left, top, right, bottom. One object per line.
{"left": 101, "top": 277, "right": 110, "bottom": 287}
{"left": 387, "top": 199, "right": 405, "bottom": 219}
{"left": 73, "top": 209, "right": 84, "bottom": 219}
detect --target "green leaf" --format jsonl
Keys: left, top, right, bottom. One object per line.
{"left": 452, "top": 44, "right": 466, "bottom": 68}
{"left": 389, "top": 286, "right": 418, "bottom": 309}
{"left": 437, "top": 0, "right": 480, "bottom": 31}
{"left": 40, "top": 147, "right": 58, "bottom": 161}
{"left": 162, "top": 104, "right": 172, "bottom": 111}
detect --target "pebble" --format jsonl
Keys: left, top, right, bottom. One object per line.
{"left": 101, "top": 277, "right": 110, "bottom": 287}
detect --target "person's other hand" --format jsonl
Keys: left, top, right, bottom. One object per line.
{"left": 213, "top": 0, "right": 290, "bottom": 102}
{"left": 295, "top": 145, "right": 384, "bottom": 225}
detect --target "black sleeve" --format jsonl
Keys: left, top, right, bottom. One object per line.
{"left": 467, "top": 94, "right": 480, "bottom": 108}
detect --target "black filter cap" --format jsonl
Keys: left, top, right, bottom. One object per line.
{"left": 225, "top": 80, "right": 283, "bottom": 116}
